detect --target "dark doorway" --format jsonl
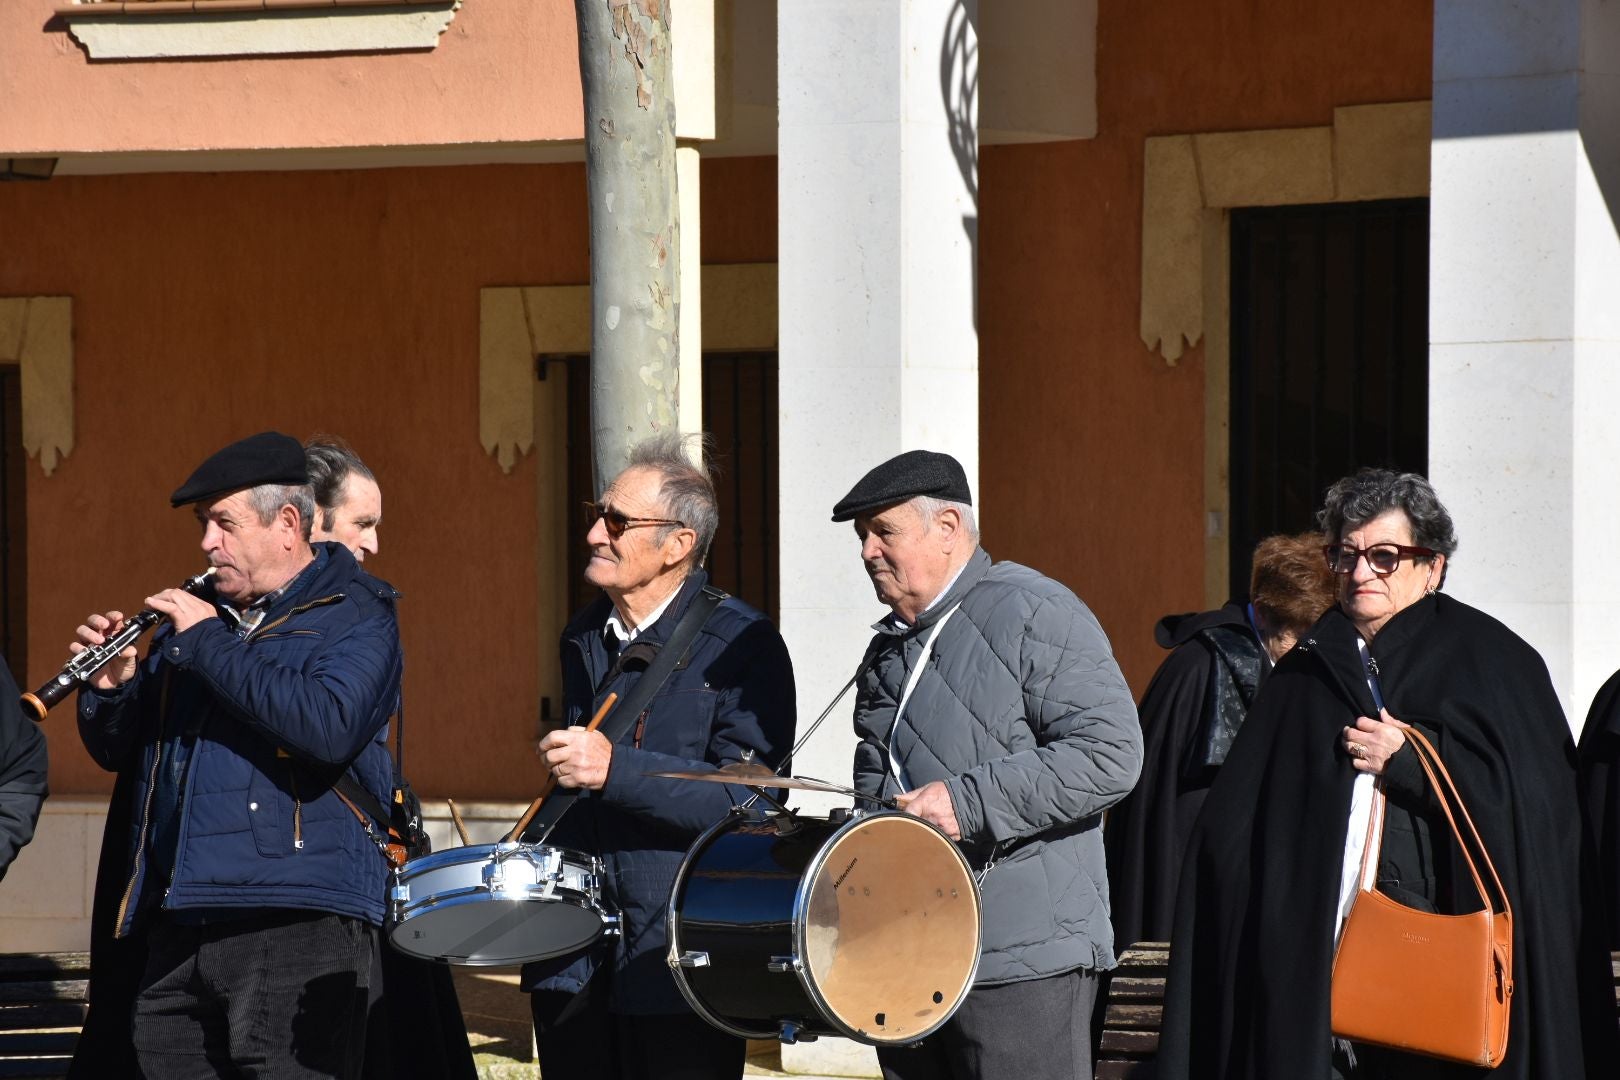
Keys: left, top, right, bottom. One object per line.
{"left": 1228, "top": 199, "right": 1429, "bottom": 598}
{"left": 702, "top": 353, "right": 779, "bottom": 622}
{"left": 549, "top": 353, "right": 780, "bottom": 623}
{"left": 0, "top": 366, "right": 25, "bottom": 683}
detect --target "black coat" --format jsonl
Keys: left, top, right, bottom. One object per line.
{"left": 1157, "top": 594, "right": 1619, "bottom": 1079}
{"left": 1105, "top": 602, "right": 1265, "bottom": 949}
{"left": 0, "top": 659, "right": 48, "bottom": 881}
{"left": 1577, "top": 667, "right": 1620, "bottom": 949}
{"left": 523, "top": 569, "right": 797, "bottom": 1014}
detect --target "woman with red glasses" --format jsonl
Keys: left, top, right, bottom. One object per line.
{"left": 1157, "top": 468, "right": 1617, "bottom": 1080}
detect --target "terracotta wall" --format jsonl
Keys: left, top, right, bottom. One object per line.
{"left": 0, "top": 155, "right": 777, "bottom": 800}
{"left": 976, "top": 0, "right": 1432, "bottom": 692}
{"left": 0, "top": 0, "right": 582, "bottom": 154}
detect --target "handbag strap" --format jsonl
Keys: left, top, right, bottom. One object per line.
{"left": 1356, "top": 726, "right": 1512, "bottom": 922}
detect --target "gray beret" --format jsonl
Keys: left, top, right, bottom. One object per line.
{"left": 831, "top": 449, "right": 972, "bottom": 522}
{"left": 171, "top": 431, "right": 308, "bottom": 509}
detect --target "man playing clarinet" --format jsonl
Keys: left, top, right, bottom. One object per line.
{"left": 73, "top": 431, "right": 402, "bottom": 1080}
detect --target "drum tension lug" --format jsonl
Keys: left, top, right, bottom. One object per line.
{"left": 766, "top": 955, "right": 800, "bottom": 974}
{"left": 674, "top": 950, "right": 711, "bottom": 969}
{"left": 778, "top": 1021, "right": 817, "bottom": 1044}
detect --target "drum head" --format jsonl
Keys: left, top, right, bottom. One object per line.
{"left": 389, "top": 897, "right": 604, "bottom": 967}
{"left": 800, "top": 813, "right": 981, "bottom": 1043}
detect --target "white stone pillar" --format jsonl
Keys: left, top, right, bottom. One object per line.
{"left": 1428, "top": 0, "right": 1620, "bottom": 727}
{"left": 777, "top": 1, "right": 978, "bottom": 1072}
{"left": 677, "top": 144, "right": 704, "bottom": 438}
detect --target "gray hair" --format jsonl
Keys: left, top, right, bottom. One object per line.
{"left": 913, "top": 496, "right": 980, "bottom": 544}
{"left": 1316, "top": 468, "right": 1457, "bottom": 558}
{"left": 246, "top": 483, "right": 316, "bottom": 542}
{"left": 622, "top": 432, "right": 719, "bottom": 568}
{"left": 305, "top": 436, "right": 376, "bottom": 532}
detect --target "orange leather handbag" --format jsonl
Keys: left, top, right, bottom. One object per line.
{"left": 1330, "top": 727, "right": 1514, "bottom": 1067}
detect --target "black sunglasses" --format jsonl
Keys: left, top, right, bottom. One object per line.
{"left": 584, "top": 501, "right": 687, "bottom": 540}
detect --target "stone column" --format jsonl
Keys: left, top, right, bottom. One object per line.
{"left": 776, "top": 1, "right": 978, "bottom": 1072}
{"left": 1428, "top": 0, "right": 1620, "bottom": 726}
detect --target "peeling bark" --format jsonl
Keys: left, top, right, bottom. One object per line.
{"left": 578, "top": 0, "right": 680, "bottom": 489}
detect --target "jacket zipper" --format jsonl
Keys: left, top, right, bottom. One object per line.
{"left": 253, "top": 595, "right": 342, "bottom": 853}
{"left": 291, "top": 770, "right": 304, "bottom": 850}
{"left": 115, "top": 668, "right": 174, "bottom": 938}
{"left": 249, "top": 593, "right": 345, "bottom": 640}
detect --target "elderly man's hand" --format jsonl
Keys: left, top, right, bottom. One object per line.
{"left": 895, "top": 780, "right": 961, "bottom": 840}
{"left": 539, "top": 727, "right": 614, "bottom": 791}
{"left": 71, "top": 611, "right": 137, "bottom": 691}
{"left": 145, "top": 588, "right": 220, "bottom": 635}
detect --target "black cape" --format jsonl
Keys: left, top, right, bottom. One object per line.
{"left": 0, "top": 660, "right": 48, "bottom": 882}
{"left": 1105, "top": 602, "right": 1264, "bottom": 949}
{"left": 1157, "top": 595, "right": 1618, "bottom": 1079}
{"left": 1577, "top": 666, "right": 1620, "bottom": 949}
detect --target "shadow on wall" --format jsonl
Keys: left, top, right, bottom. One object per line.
{"left": 942, "top": 0, "right": 979, "bottom": 334}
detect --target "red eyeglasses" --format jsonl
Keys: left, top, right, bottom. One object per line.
{"left": 1323, "top": 542, "right": 1436, "bottom": 577}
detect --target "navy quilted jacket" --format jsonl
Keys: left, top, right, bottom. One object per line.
{"left": 78, "top": 543, "right": 402, "bottom": 934}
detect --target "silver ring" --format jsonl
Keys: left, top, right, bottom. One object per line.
{"left": 1347, "top": 741, "right": 1368, "bottom": 759}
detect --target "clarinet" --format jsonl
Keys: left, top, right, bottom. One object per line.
{"left": 21, "top": 568, "right": 217, "bottom": 722}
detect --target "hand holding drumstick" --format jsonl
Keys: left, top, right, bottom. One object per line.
{"left": 506, "top": 692, "right": 618, "bottom": 842}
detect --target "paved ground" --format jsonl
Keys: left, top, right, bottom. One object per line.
{"left": 451, "top": 969, "right": 821, "bottom": 1079}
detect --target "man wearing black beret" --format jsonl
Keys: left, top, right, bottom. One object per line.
{"left": 69, "top": 431, "right": 403, "bottom": 1079}
{"left": 835, "top": 449, "right": 1142, "bottom": 1080}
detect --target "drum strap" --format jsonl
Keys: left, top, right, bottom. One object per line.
{"left": 887, "top": 603, "right": 962, "bottom": 791}
{"left": 522, "top": 585, "right": 729, "bottom": 846}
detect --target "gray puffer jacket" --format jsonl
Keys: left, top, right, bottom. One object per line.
{"left": 853, "top": 548, "right": 1141, "bottom": 984}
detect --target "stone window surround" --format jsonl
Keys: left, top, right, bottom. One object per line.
{"left": 0, "top": 297, "right": 74, "bottom": 477}
{"left": 56, "top": 0, "right": 461, "bottom": 60}
{"left": 1135, "top": 101, "right": 1431, "bottom": 605}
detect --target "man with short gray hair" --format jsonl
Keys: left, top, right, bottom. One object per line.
{"left": 524, "top": 432, "right": 797, "bottom": 1079}
{"left": 72, "top": 431, "right": 402, "bottom": 1079}
{"left": 834, "top": 448, "right": 1141, "bottom": 1080}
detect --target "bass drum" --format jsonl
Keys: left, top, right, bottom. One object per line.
{"left": 667, "top": 809, "right": 981, "bottom": 1045}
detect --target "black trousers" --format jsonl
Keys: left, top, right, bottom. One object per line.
{"left": 134, "top": 910, "right": 374, "bottom": 1080}
{"left": 876, "top": 969, "right": 1098, "bottom": 1080}
{"left": 530, "top": 963, "right": 745, "bottom": 1080}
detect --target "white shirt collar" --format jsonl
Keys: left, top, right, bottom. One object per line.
{"left": 605, "top": 582, "right": 683, "bottom": 646}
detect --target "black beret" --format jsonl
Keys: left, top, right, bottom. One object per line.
{"left": 830, "top": 449, "right": 973, "bottom": 522}
{"left": 170, "top": 432, "right": 308, "bottom": 509}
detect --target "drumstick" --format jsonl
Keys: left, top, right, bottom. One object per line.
{"left": 446, "top": 798, "right": 472, "bottom": 847}
{"left": 505, "top": 692, "right": 618, "bottom": 843}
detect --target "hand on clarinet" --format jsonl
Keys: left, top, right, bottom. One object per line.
{"left": 145, "top": 588, "right": 218, "bottom": 634}
{"left": 70, "top": 612, "right": 136, "bottom": 690}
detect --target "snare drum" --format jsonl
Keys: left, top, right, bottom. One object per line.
{"left": 667, "top": 809, "right": 981, "bottom": 1045}
{"left": 388, "top": 842, "right": 616, "bottom": 966}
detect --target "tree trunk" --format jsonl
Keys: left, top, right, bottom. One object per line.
{"left": 576, "top": 0, "right": 680, "bottom": 491}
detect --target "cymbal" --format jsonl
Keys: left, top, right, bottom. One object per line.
{"left": 646, "top": 763, "right": 860, "bottom": 796}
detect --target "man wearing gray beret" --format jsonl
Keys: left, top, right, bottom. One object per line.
{"left": 833, "top": 449, "right": 1141, "bottom": 1080}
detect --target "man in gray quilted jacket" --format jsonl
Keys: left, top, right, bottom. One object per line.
{"left": 834, "top": 449, "right": 1142, "bottom": 1080}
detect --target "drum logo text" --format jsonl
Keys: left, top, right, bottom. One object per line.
{"left": 833, "top": 857, "right": 859, "bottom": 889}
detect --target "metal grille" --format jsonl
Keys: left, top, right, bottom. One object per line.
{"left": 1228, "top": 199, "right": 1429, "bottom": 597}
{"left": 701, "top": 353, "right": 778, "bottom": 621}
{"left": 0, "top": 367, "right": 24, "bottom": 681}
